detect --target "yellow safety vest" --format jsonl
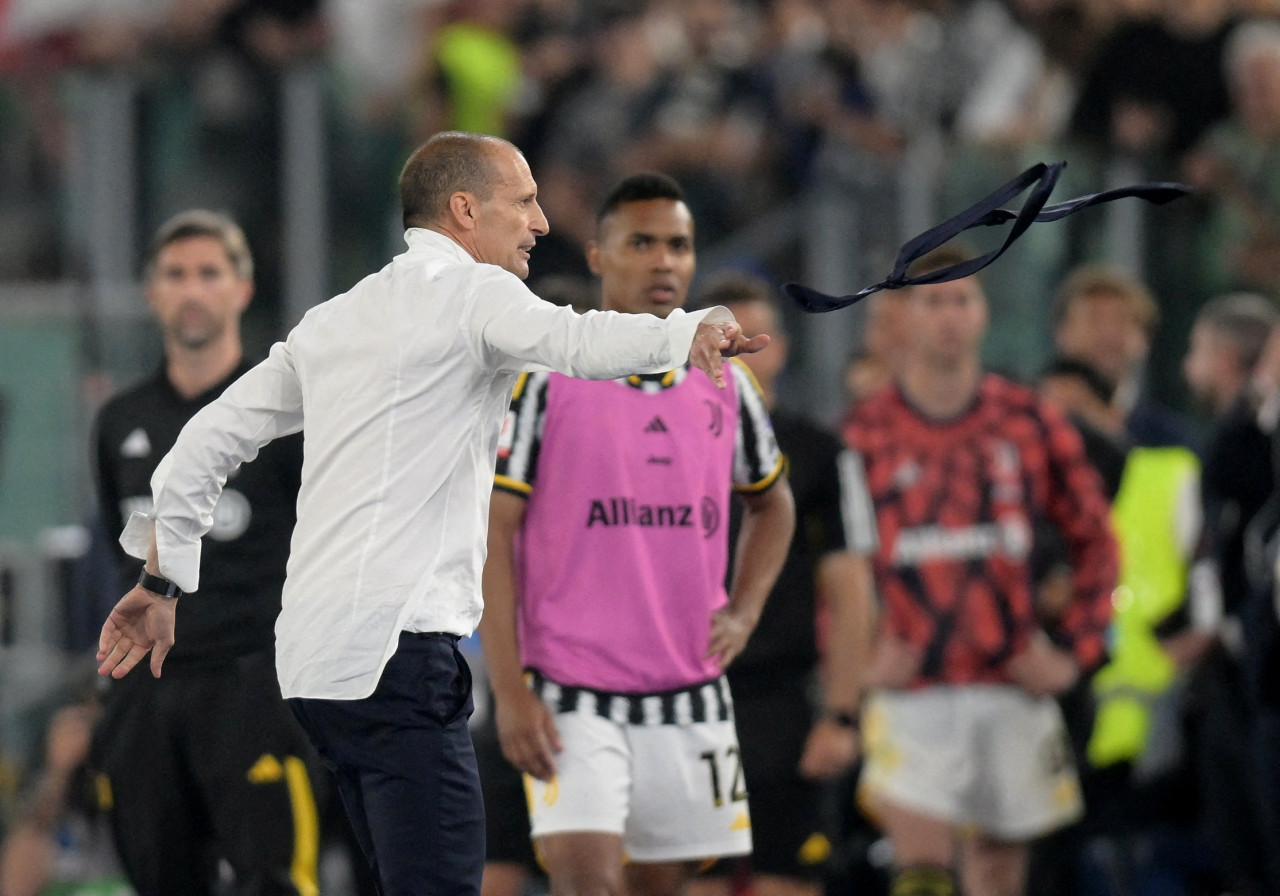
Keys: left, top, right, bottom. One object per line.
{"left": 1087, "top": 445, "right": 1200, "bottom": 769}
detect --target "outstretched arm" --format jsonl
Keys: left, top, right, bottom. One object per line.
{"left": 474, "top": 276, "right": 770, "bottom": 387}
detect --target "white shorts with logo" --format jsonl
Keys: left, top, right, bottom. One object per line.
{"left": 858, "top": 684, "right": 1083, "bottom": 841}
{"left": 522, "top": 671, "right": 753, "bottom": 863}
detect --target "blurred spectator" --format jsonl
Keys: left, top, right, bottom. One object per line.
{"left": 952, "top": 0, "right": 1099, "bottom": 151}
{"left": 1038, "top": 356, "right": 1130, "bottom": 498}
{"left": 1034, "top": 353, "right": 1212, "bottom": 896}
{"left": 619, "top": 0, "right": 778, "bottom": 242}
{"left": 531, "top": 4, "right": 667, "bottom": 281}
{"left": 408, "top": 0, "right": 523, "bottom": 140}
{"left": 1070, "top": 0, "right": 1234, "bottom": 170}
{"left": 943, "top": 0, "right": 1068, "bottom": 150}
{"left": 1052, "top": 264, "right": 1200, "bottom": 450}
{"left": 1184, "top": 292, "right": 1280, "bottom": 896}
{"left": 1184, "top": 19, "right": 1280, "bottom": 297}
{"left": 1238, "top": 322, "right": 1280, "bottom": 896}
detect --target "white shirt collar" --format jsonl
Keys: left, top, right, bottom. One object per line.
{"left": 403, "top": 227, "right": 477, "bottom": 263}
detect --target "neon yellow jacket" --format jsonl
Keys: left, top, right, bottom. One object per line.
{"left": 1087, "top": 445, "right": 1200, "bottom": 769}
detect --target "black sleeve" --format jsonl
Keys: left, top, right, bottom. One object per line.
{"left": 92, "top": 406, "right": 126, "bottom": 556}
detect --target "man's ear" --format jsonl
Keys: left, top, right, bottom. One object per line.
{"left": 235, "top": 279, "right": 255, "bottom": 314}
{"left": 585, "top": 241, "right": 602, "bottom": 276}
{"left": 447, "top": 192, "right": 477, "bottom": 231}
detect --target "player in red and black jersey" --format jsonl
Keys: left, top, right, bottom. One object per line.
{"left": 842, "top": 246, "right": 1119, "bottom": 896}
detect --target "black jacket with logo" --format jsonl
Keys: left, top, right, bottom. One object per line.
{"left": 92, "top": 361, "right": 302, "bottom": 668}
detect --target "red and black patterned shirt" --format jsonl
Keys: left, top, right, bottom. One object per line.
{"left": 843, "top": 374, "right": 1117, "bottom": 686}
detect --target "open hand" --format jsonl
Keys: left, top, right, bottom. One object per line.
{"left": 97, "top": 586, "right": 178, "bottom": 679}
{"left": 690, "top": 320, "right": 770, "bottom": 388}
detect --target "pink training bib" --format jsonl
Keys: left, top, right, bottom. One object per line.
{"left": 517, "top": 369, "right": 738, "bottom": 693}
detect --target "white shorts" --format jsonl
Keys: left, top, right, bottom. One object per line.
{"left": 858, "top": 684, "right": 1083, "bottom": 841}
{"left": 522, "top": 673, "right": 752, "bottom": 863}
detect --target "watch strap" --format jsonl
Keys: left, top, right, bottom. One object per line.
{"left": 137, "top": 569, "right": 183, "bottom": 600}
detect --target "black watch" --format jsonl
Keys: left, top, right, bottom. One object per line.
{"left": 137, "top": 569, "right": 183, "bottom": 600}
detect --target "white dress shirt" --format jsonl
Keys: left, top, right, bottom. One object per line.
{"left": 121, "top": 228, "right": 727, "bottom": 699}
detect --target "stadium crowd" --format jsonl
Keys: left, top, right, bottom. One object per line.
{"left": 3, "top": 0, "right": 1280, "bottom": 895}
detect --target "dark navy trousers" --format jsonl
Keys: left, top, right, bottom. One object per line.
{"left": 289, "top": 632, "right": 484, "bottom": 896}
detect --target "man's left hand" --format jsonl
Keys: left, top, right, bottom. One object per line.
{"left": 97, "top": 587, "right": 178, "bottom": 679}
{"left": 689, "top": 320, "right": 770, "bottom": 388}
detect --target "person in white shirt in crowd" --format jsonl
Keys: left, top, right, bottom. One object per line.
{"left": 92, "top": 130, "right": 769, "bottom": 896}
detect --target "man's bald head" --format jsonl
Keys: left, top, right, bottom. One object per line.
{"left": 399, "top": 131, "right": 515, "bottom": 230}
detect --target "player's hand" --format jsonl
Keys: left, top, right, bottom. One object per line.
{"left": 705, "top": 606, "right": 757, "bottom": 669}
{"left": 96, "top": 586, "right": 178, "bottom": 679}
{"left": 798, "top": 718, "right": 859, "bottom": 780}
{"left": 689, "top": 320, "right": 770, "bottom": 389}
{"left": 1005, "top": 631, "right": 1079, "bottom": 697}
{"left": 494, "top": 686, "right": 561, "bottom": 782}
{"left": 863, "top": 634, "right": 922, "bottom": 689}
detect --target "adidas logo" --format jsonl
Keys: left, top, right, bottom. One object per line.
{"left": 644, "top": 416, "right": 668, "bottom": 433}
{"left": 120, "top": 428, "right": 151, "bottom": 458}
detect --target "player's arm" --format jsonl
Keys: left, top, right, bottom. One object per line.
{"left": 801, "top": 446, "right": 880, "bottom": 779}
{"left": 470, "top": 274, "right": 767, "bottom": 387}
{"left": 92, "top": 411, "right": 126, "bottom": 548}
{"left": 709, "top": 363, "right": 795, "bottom": 667}
{"left": 800, "top": 549, "right": 877, "bottom": 779}
{"left": 1009, "top": 404, "right": 1120, "bottom": 696}
{"left": 709, "top": 478, "right": 795, "bottom": 669}
{"left": 479, "top": 372, "right": 561, "bottom": 780}
{"left": 480, "top": 491, "right": 560, "bottom": 782}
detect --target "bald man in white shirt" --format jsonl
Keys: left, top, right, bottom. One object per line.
{"left": 94, "top": 131, "right": 769, "bottom": 896}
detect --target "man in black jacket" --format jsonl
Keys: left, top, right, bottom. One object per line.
{"left": 91, "top": 209, "right": 322, "bottom": 896}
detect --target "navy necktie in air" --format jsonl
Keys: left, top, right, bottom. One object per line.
{"left": 783, "top": 160, "right": 1190, "bottom": 313}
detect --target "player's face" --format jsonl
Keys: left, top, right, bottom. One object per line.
{"left": 146, "top": 235, "right": 252, "bottom": 350}
{"left": 470, "top": 146, "right": 548, "bottom": 280}
{"left": 589, "top": 199, "right": 695, "bottom": 319}
{"left": 905, "top": 276, "right": 987, "bottom": 366}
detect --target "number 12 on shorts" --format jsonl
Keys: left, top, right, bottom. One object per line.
{"left": 700, "top": 745, "right": 747, "bottom": 807}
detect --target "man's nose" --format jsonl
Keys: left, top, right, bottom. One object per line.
{"left": 531, "top": 203, "right": 549, "bottom": 237}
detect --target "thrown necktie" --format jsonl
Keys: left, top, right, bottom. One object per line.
{"left": 783, "top": 160, "right": 1191, "bottom": 313}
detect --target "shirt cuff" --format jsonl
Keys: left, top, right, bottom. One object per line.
{"left": 119, "top": 511, "right": 153, "bottom": 562}
{"left": 119, "top": 511, "right": 203, "bottom": 594}
{"left": 663, "top": 305, "right": 734, "bottom": 368}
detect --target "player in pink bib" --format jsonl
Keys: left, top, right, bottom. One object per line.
{"left": 480, "top": 173, "right": 794, "bottom": 896}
